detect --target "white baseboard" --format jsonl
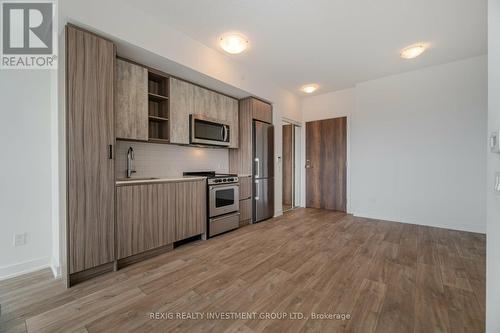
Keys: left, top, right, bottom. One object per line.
{"left": 0, "top": 257, "right": 51, "bottom": 281}
{"left": 351, "top": 211, "right": 486, "bottom": 234}
{"left": 50, "top": 257, "right": 61, "bottom": 279}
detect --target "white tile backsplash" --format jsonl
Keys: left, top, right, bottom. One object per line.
{"left": 115, "top": 141, "right": 229, "bottom": 178}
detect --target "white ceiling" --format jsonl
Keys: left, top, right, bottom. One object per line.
{"left": 127, "top": 0, "right": 487, "bottom": 96}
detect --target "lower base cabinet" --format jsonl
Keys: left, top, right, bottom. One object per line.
{"left": 239, "top": 198, "right": 252, "bottom": 226}
{"left": 175, "top": 180, "right": 206, "bottom": 240}
{"left": 116, "top": 179, "right": 206, "bottom": 259}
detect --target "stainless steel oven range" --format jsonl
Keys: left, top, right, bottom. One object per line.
{"left": 183, "top": 171, "right": 240, "bottom": 238}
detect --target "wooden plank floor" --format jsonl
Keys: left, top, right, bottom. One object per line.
{"left": 0, "top": 208, "right": 485, "bottom": 333}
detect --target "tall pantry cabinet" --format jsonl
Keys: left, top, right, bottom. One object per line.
{"left": 66, "top": 25, "right": 116, "bottom": 285}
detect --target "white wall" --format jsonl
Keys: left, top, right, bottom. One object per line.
{"left": 300, "top": 56, "right": 487, "bottom": 233}
{"left": 302, "top": 88, "right": 355, "bottom": 123}
{"left": 351, "top": 56, "right": 487, "bottom": 233}
{"left": 0, "top": 70, "right": 53, "bottom": 279}
{"left": 487, "top": 0, "right": 500, "bottom": 331}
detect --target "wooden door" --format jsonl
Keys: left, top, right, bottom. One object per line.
{"left": 282, "top": 124, "right": 294, "bottom": 208}
{"left": 115, "top": 59, "right": 148, "bottom": 141}
{"left": 67, "top": 25, "right": 115, "bottom": 274}
{"left": 306, "top": 117, "right": 347, "bottom": 211}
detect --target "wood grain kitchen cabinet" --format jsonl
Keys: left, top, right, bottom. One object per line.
{"left": 251, "top": 98, "right": 273, "bottom": 124}
{"left": 224, "top": 95, "right": 239, "bottom": 148}
{"left": 116, "top": 183, "right": 176, "bottom": 259}
{"left": 229, "top": 97, "right": 272, "bottom": 176}
{"left": 175, "top": 180, "right": 206, "bottom": 240}
{"left": 169, "top": 77, "right": 239, "bottom": 147}
{"left": 239, "top": 175, "right": 252, "bottom": 200}
{"left": 239, "top": 198, "right": 252, "bottom": 225}
{"left": 66, "top": 25, "right": 115, "bottom": 275}
{"left": 169, "top": 77, "right": 193, "bottom": 144}
{"left": 193, "top": 85, "right": 216, "bottom": 118}
{"left": 115, "top": 59, "right": 148, "bottom": 141}
{"left": 116, "top": 179, "right": 205, "bottom": 259}
{"left": 229, "top": 98, "right": 253, "bottom": 175}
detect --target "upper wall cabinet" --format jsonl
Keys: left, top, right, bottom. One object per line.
{"left": 169, "top": 77, "right": 239, "bottom": 148}
{"left": 229, "top": 97, "right": 272, "bottom": 176}
{"left": 115, "top": 59, "right": 148, "bottom": 141}
{"left": 169, "top": 77, "right": 194, "bottom": 145}
{"left": 251, "top": 98, "right": 272, "bottom": 124}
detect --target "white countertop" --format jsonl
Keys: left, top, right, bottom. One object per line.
{"left": 115, "top": 176, "right": 206, "bottom": 186}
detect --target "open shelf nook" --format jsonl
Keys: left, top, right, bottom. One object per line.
{"left": 148, "top": 71, "right": 169, "bottom": 142}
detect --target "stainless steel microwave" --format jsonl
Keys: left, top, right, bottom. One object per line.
{"left": 190, "top": 114, "right": 230, "bottom": 147}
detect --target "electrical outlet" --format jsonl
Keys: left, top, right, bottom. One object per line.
{"left": 491, "top": 130, "right": 500, "bottom": 153}
{"left": 13, "top": 233, "right": 27, "bottom": 247}
{"left": 495, "top": 172, "right": 500, "bottom": 194}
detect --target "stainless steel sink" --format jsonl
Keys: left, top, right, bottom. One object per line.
{"left": 116, "top": 177, "right": 159, "bottom": 181}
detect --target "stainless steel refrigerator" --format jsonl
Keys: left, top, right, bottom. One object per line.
{"left": 253, "top": 120, "right": 274, "bottom": 223}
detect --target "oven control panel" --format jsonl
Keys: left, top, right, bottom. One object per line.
{"left": 208, "top": 177, "right": 239, "bottom": 185}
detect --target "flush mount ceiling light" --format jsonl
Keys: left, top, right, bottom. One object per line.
{"left": 400, "top": 44, "right": 427, "bottom": 59}
{"left": 219, "top": 33, "right": 249, "bottom": 54}
{"left": 301, "top": 84, "right": 319, "bottom": 94}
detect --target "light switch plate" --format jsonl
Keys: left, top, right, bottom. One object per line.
{"left": 490, "top": 130, "right": 500, "bottom": 153}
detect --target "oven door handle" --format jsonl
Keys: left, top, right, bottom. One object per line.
{"left": 209, "top": 184, "right": 240, "bottom": 191}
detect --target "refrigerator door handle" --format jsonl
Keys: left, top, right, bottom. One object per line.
{"left": 254, "top": 157, "right": 260, "bottom": 178}
{"left": 255, "top": 180, "right": 260, "bottom": 200}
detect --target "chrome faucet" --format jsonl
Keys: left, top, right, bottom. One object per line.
{"left": 126, "top": 147, "right": 136, "bottom": 178}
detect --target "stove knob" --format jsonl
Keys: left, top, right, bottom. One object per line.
{"left": 215, "top": 179, "right": 221, "bottom": 183}
{"left": 223, "top": 179, "right": 227, "bottom": 182}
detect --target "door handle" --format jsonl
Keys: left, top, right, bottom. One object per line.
{"left": 254, "top": 158, "right": 260, "bottom": 178}
{"left": 255, "top": 180, "right": 260, "bottom": 200}
{"left": 223, "top": 125, "right": 228, "bottom": 142}
{"left": 108, "top": 145, "right": 113, "bottom": 160}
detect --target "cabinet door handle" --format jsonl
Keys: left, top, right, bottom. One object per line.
{"left": 108, "top": 145, "right": 113, "bottom": 160}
